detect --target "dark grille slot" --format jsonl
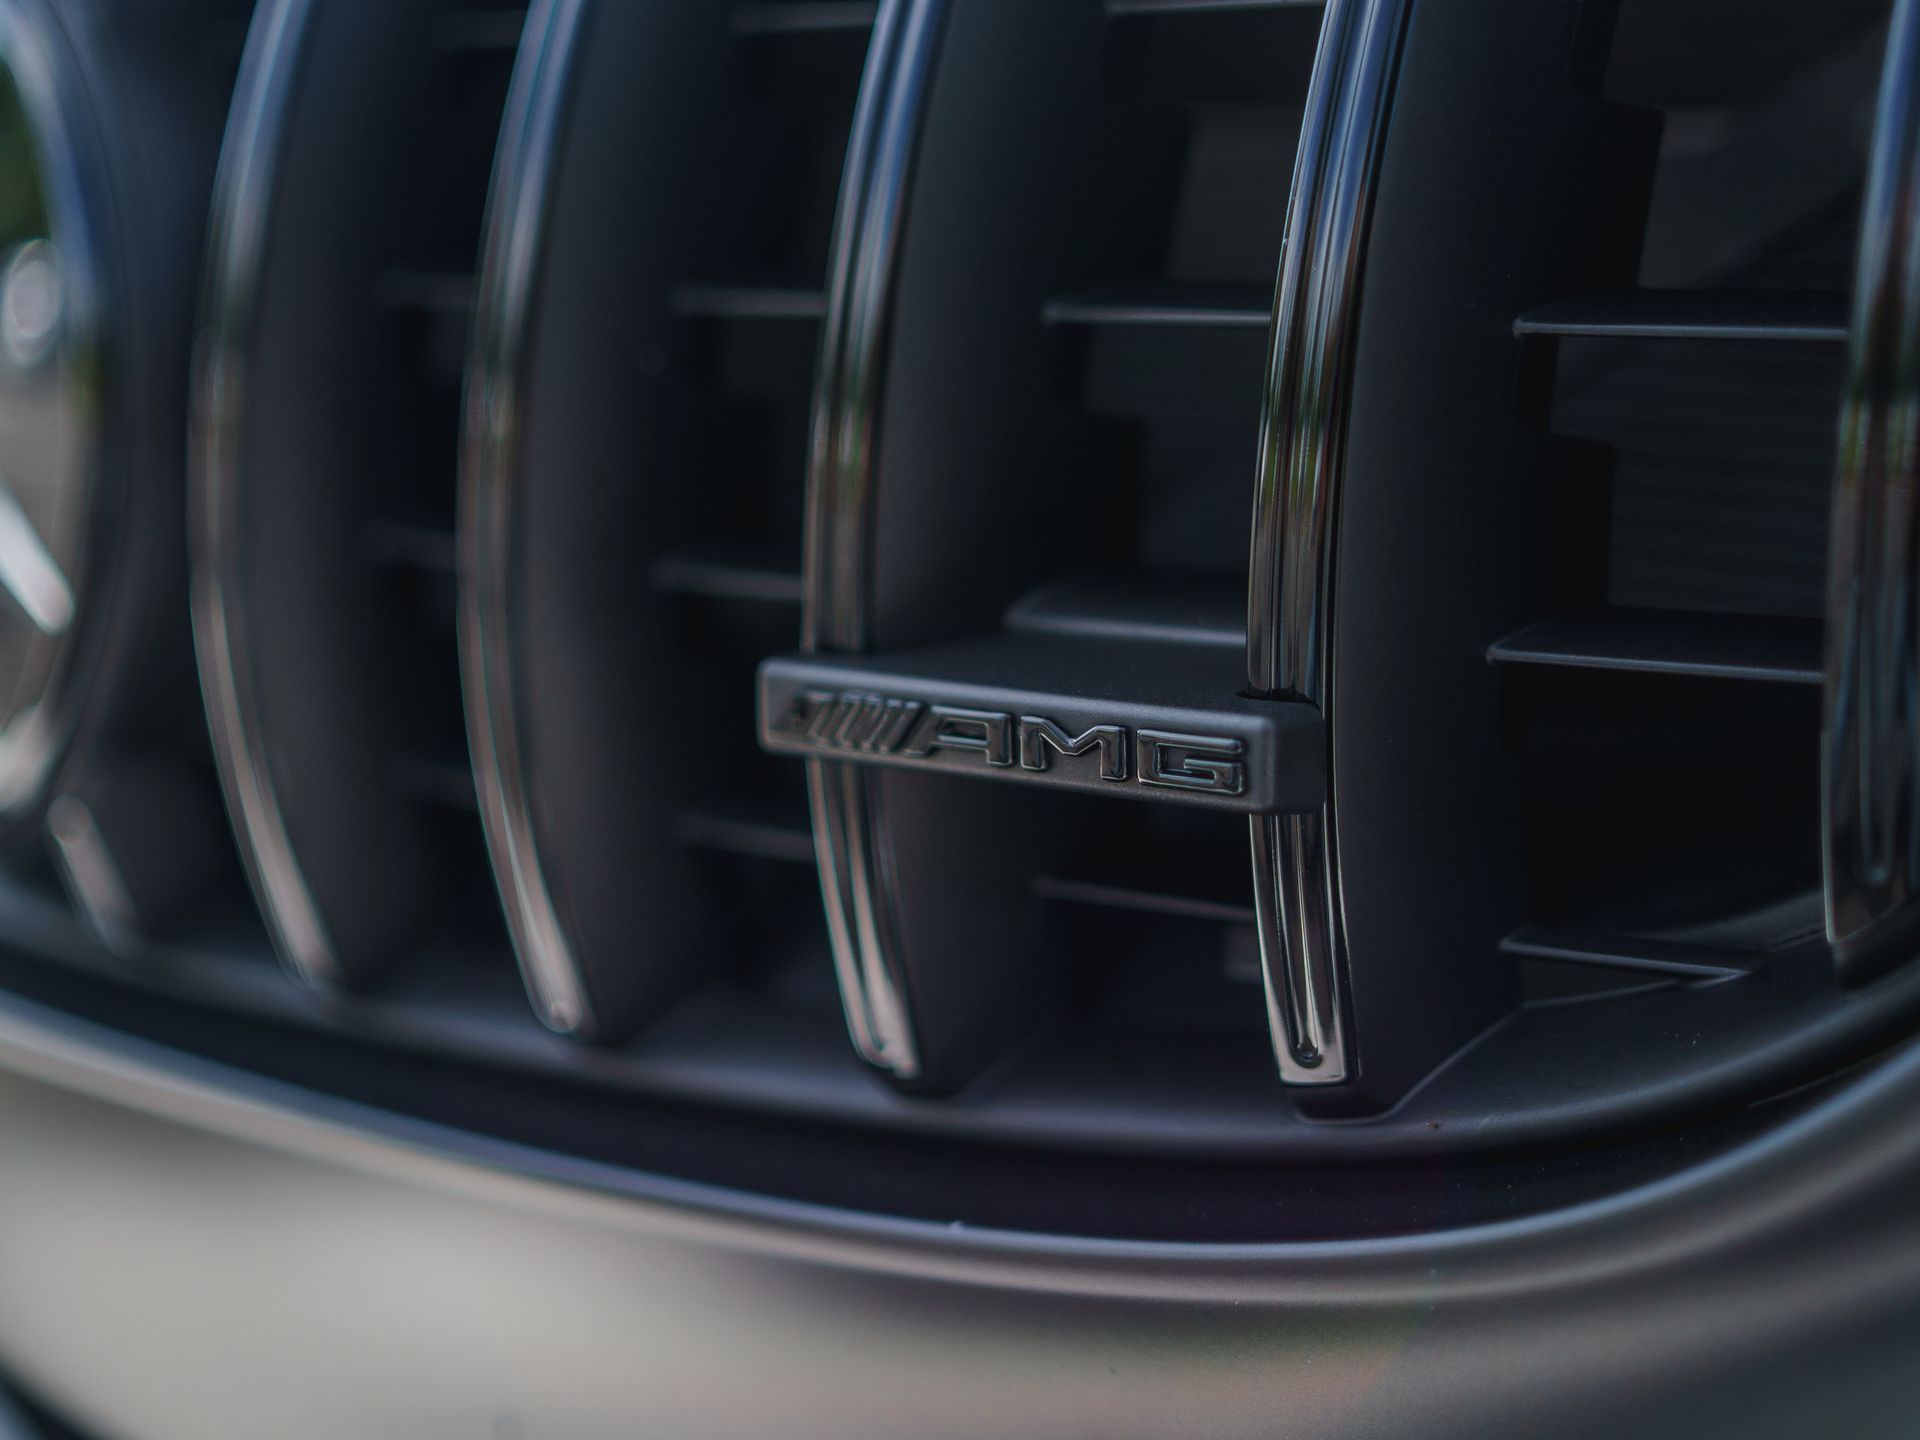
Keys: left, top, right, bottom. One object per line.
{"left": 365, "top": 17, "right": 519, "bottom": 927}
{"left": 669, "top": 592, "right": 817, "bottom": 860}
{"left": 1544, "top": 336, "right": 1846, "bottom": 619}
{"left": 1033, "top": 4, "right": 1316, "bottom": 589}
{"left": 362, "top": 520, "right": 459, "bottom": 574}
{"left": 1511, "top": 667, "right": 1824, "bottom": 937}
{"left": 1499, "top": 0, "right": 1883, "bottom": 981}
{"left": 387, "top": 752, "right": 481, "bottom": 813}
{"left": 668, "top": 13, "right": 863, "bottom": 570}
{"left": 674, "top": 315, "right": 825, "bottom": 559}
{"left": 1041, "top": 801, "right": 1265, "bottom": 1036}
{"left": 1012, "top": 5, "right": 1313, "bottom": 1071}
{"left": 433, "top": 8, "right": 528, "bottom": 52}
{"left": 653, "top": 16, "right": 870, "bottom": 937}
{"left": 375, "top": 269, "right": 479, "bottom": 315}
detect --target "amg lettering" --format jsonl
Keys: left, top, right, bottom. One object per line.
{"left": 1017, "top": 716, "right": 1128, "bottom": 781}
{"left": 772, "top": 689, "right": 1244, "bottom": 798}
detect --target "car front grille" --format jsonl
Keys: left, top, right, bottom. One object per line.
{"left": 2, "top": 0, "right": 1919, "bottom": 1243}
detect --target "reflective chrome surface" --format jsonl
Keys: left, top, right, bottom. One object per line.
{"left": 800, "top": 0, "right": 948, "bottom": 1082}
{"left": 459, "top": 0, "right": 594, "bottom": 1036}
{"left": 188, "top": 0, "right": 336, "bottom": 987}
{"left": 0, "top": 0, "right": 105, "bottom": 823}
{"left": 1824, "top": 0, "right": 1920, "bottom": 978}
{"left": 1245, "top": 0, "right": 1411, "bottom": 1085}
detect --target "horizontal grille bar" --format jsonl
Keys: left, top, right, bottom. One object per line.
{"left": 729, "top": 4, "right": 879, "bottom": 38}
{"left": 671, "top": 802, "right": 815, "bottom": 864}
{"left": 1488, "top": 608, "right": 1824, "bottom": 684}
{"left": 1033, "top": 874, "right": 1256, "bottom": 926}
{"left": 649, "top": 546, "right": 805, "bottom": 604}
{"left": 1041, "top": 287, "right": 1270, "bottom": 329}
{"left": 1105, "top": 0, "right": 1325, "bottom": 15}
{"left": 1514, "top": 289, "right": 1849, "bottom": 344}
{"left": 1003, "top": 576, "right": 1245, "bottom": 650}
{"left": 669, "top": 283, "right": 828, "bottom": 322}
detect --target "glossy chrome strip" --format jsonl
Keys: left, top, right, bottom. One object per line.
{"left": 1245, "top": 0, "right": 1410, "bottom": 1085}
{"left": 802, "top": 0, "right": 947, "bottom": 1081}
{"left": 459, "top": 0, "right": 594, "bottom": 1035}
{"left": 1824, "top": 0, "right": 1920, "bottom": 976}
{"left": 189, "top": 0, "right": 338, "bottom": 988}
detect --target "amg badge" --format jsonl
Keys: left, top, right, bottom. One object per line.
{"left": 756, "top": 650, "right": 1325, "bottom": 815}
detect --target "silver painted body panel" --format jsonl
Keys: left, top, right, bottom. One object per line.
{"left": 0, "top": 995, "right": 1916, "bottom": 1437}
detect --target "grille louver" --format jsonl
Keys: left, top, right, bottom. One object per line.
{"left": 4, "top": 0, "right": 1920, "bottom": 1243}
{"left": 461, "top": 0, "right": 868, "bottom": 1040}
{"left": 193, "top": 0, "right": 526, "bottom": 997}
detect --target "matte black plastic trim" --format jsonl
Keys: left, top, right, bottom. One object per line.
{"left": 760, "top": 640, "right": 1325, "bottom": 814}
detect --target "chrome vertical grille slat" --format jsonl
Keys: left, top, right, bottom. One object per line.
{"left": 799, "top": 0, "right": 949, "bottom": 1081}
{"left": 1243, "top": 0, "right": 1410, "bottom": 1086}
